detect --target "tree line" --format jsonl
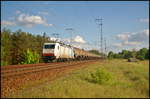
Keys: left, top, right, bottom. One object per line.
{"left": 107, "top": 48, "right": 149, "bottom": 60}
{"left": 1, "top": 28, "right": 54, "bottom": 66}
{"left": 1, "top": 28, "right": 149, "bottom": 66}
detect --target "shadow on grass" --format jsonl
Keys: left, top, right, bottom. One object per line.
{"left": 83, "top": 77, "right": 97, "bottom": 84}
{"left": 80, "top": 75, "right": 114, "bottom": 86}
{"left": 79, "top": 74, "right": 99, "bottom": 85}
{"left": 123, "top": 71, "right": 141, "bottom": 81}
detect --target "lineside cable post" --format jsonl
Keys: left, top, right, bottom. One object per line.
{"left": 65, "top": 28, "right": 74, "bottom": 46}
{"left": 95, "top": 18, "right": 103, "bottom": 57}
{"left": 52, "top": 33, "right": 59, "bottom": 42}
{"left": 104, "top": 38, "right": 107, "bottom": 58}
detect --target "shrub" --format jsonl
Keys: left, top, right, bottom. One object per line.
{"left": 137, "top": 55, "right": 145, "bottom": 60}
{"left": 107, "top": 51, "right": 114, "bottom": 59}
{"left": 1, "top": 61, "right": 8, "bottom": 66}
{"left": 136, "top": 48, "right": 148, "bottom": 60}
{"left": 20, "top": 49, "right": 40, "bottom": 64}
{"left": 90, "top": 68, "right": 113, "bottom": 85}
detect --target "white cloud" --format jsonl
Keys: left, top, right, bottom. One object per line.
{"left": 122, "top": 41, "right": 141, "bottom": 46}
{"left": 49, "top": 37, "right": 71, "bottom": 44}
{"left": 2, "top": 12, "right": 53, "bottom": 28}
{"left": 112, "top": 43, "right": 123, "bottom": 48}
{"left": 116, "top": 29, "right": 149, "bottom": 43}
{"left": 44, "top": 23, "right": 53, "bottom": 27}
{"left": 143, "top": 29, "right": 149, "bottom": 37}
{"left": 52, "top": 35, "right": 86, "bottom": 44}
{"left": 112, "top": 41, "right": 141, "bottom": 48}
{"left": 49, "top": 35, "right": 88, "bottom": 50}
{"left": 49, "top": 37, "right": 57, "bottom": 41}
{"left": 62, "top": 38, "right": 71, "bottom": 43}
{"left": 140, "top": 18, "right": 149, "bottom": 23}
{"left": 38, "top": 11, "right": 49, "bottom": 15}
{"left": 73, "top": 43, "right": 86, "bottom": 49}
{"left": 114, "top": 29, "right": 149, "bottom": 49}
{"left": 128, "top": 29, "right": 149, "bottom": 42}
{"left": 1, "top": 20, "right": 16, "bottom": 26}
{"left": 2, "top": 8, "right": 55, "bottom": 28}
{"left": 116, "top": 32, "right": 130, "bottom": 41}
{"left": 16, "top": 13, "right": 53, "bottom": 28}
{"left": 16, "top": 10, "right": 21, "bottom": 14}
{"left": 73, "top": 35, "right": 86, "bottom": 44}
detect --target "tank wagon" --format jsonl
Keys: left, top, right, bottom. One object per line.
{"left": 42, "top": 42, "right": 101, "bottom": 62}
{"left": 73, "top": 48, "right": 100, "bottom": 60}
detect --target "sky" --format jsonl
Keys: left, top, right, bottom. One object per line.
{"left": 1, "top": 1, "right": 149, "bottom": 53}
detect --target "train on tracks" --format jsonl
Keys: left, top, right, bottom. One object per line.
{"left": 42, "top": 42, "right": 101, "bottom": 62}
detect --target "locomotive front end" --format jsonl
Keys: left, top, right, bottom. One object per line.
{"left": 42, "top": 43, "right": 56, "bottom": 62}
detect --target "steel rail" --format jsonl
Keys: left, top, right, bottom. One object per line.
{"left": 1, "top": 60, "right": 97, "bottom": 79}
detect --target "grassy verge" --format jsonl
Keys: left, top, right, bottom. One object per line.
{"left": 7, "top": 59, "right": 149, "bottom": 98}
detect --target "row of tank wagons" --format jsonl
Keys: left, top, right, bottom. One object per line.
{"left": 42, "top": 42, "right": 101, "bottom": 61}
{"left": 73, "top": 47, "right": 101, "bottom": 59}
{"left": 57, "top": 43, "right": 101, "bottom": 60}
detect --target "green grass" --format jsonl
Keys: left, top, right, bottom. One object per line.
{"left": 7, "top": 59, "right": 149, "bottom": 98}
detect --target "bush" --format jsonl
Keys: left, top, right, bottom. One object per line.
{"left": 90, "top": 68, "right": 113, "bottom": 84}
{"left": 1, "top": 61, "right": 8, "bottom": 66}
{"left": 107, "top": 51, "right": 114, "bottom": 59}
{"left": 20, "top": 49, "right": 40, "bottom": 64}
{"left": 136, "top": 55, "right": 145, "bottom": 60}
{"left": 136, "top": 48, "right": 148, "bottom": 60}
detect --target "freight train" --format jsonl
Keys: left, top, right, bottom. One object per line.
{"left": 42, "top": 42, "right": 101, "bottom": 62}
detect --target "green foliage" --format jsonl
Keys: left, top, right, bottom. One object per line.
{"left": 1, "top": 61, "right": 8, "bottom": 66}
{"left": 120, "top": 50, "right": 132, "bottom": 59}
{"left": 1, "top": 27, "right": 149, "bottom": 65}
{"left": 145, "top": 49, "right": 149, "bottom": 59}
{"left": 130, "top": 49, "right": 137, "bottom": 58}
{"left": 5, "top": 59, "right": 149, "bottom": 98}
{"left": 108, "top": 51, "right": 114, "bottom": 59}
{"left": 20, "top": 49, "right": 40, "bottom": 64}
{"left": 1, "top": 28, "right": 13, "bottom": 66}
{"left": 136, "top": 48, "right": 148, "bottom": 60}
{"left": 90, "top": 68, "right": 113, "bottom": 84}
{"left": 107, "top": 48, "right": 149, "bottom": 60}
{"left": 1, "top": 28, "right": 53, "bottom": 65}
{"left": 137, "top": 55, "right": 145, "bottom": 60}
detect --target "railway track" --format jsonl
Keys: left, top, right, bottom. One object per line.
{"left": 1, "top": 59, "right": 101, "bottom": 97}
{"left": 1, "top": 60, "right": 99, "bottom": 79}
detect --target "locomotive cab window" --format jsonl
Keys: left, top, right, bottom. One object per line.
{"left": 44, "top": 45, "right": 55, "bottom": 49}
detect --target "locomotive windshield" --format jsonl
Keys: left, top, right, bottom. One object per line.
{"left": 44, "top": 44, "right": 55, "bottom": 49}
